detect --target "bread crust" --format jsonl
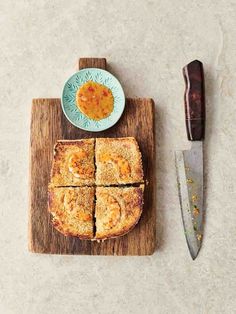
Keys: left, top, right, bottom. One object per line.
{"left": 48, "top": 137, "right": 145, "bottom": 240}
{"left": 48, "top": 187, "right": 95, "bottom": 239}
{"left": 50, "top": 139, "right": 95, "bottom": 186}
{"left": 95, "top": 185, "right": 144, "bottom": 240}
{"left": 95, "top": 137, "right": 144, "bottom": 185}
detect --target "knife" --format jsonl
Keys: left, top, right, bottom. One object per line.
{"left": 175, "top": 60, "right": 205, "bottom": 260}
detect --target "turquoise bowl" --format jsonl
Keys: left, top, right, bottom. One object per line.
{"left": 61, "top": 68, "right": 125, "bottom": 131}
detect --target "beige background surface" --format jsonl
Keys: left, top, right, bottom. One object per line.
{"left": 1, "top": 1, "right": 236, "bottom": 313}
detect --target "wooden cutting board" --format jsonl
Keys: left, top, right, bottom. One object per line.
{"left": 29, "top": 58, "right": 156, "bottom": 255}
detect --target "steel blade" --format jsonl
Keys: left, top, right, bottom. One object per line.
{"left": 175, "top": 141, "right": 204, "bottom": 260}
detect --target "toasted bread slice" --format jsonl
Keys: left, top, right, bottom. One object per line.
{"left": 50, "top": 139, "right": 95, "bottom": 186}
{"left": 48, "top": 187, "right": 95, "bottom": 239}
{"left": 95, "top": 137, "right": 144, "bottom": 185}
{"left": 95, "top": 185, "right": 144, "bottom": 240}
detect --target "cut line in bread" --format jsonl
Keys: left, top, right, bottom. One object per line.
{"left": 48, "top": 137, "right": 144, "bottom": 240}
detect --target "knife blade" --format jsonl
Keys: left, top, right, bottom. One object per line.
{"left": 175, "top": 60, "right": 205, "bottom": 260}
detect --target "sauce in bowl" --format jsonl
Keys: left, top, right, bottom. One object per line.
{"left": 76, "top": 81, "right": 114, "bottom": 121}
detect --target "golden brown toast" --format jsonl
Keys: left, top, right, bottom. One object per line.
{"left": 48, "top": 187, "right": 95, "bottom": 239}
{"left": 95, "top": 185, "right": 144, "bottom": 240}
{"left": 49, "top": 137, "right": 144, "bottom": 240}
{"left": 95, "top": 137, "right": 144, "bottom": 185}
{"left": 50, "top": 139, "right": 95, "bottom": 186}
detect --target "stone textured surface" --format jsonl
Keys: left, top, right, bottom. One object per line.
{"left": 0, "top": 0, "right": 236, "bottom": 313}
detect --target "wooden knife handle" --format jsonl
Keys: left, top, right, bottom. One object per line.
{"left": 183, "top": 60, "right": 205, "bottom": 141}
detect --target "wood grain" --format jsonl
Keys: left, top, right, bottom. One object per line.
{"left": 29, "top": 58, "right": 156, "bottom": 255}
{"left": 78, "top": 58, "right": 106, "bottom": 70}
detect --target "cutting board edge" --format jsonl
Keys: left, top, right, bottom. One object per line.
{"left": 28, "top": 246, "right": 156, "bottom": 255}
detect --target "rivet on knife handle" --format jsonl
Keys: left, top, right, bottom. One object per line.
{"left": 183, "top": 60, "right": 205, "bottom": 141}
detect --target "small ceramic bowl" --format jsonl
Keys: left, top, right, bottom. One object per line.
{"left": 61, "top": 68, "right": 125, "bottom": 132}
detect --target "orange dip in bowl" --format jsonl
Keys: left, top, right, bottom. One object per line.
{"left": 76, "top": 81, "right": 114, "bottom": 121}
